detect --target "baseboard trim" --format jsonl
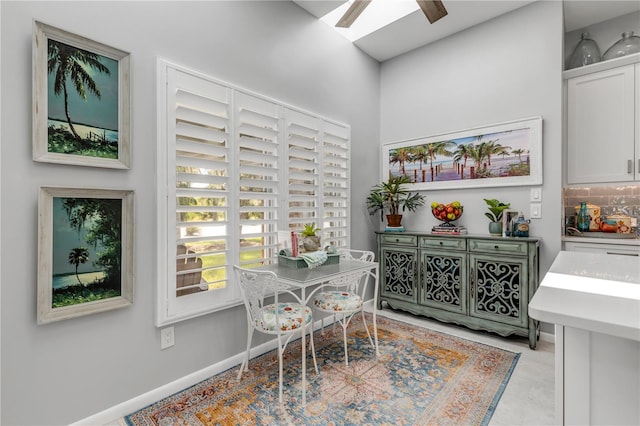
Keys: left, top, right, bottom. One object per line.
{"left": 71, "top": 353, "right": 239, "bottom": 425}
{"left": 71, "top": 318, "right": 332, "bottom": 426}
{"left": 539, "top": 330, "right": 555, "bottom": 344}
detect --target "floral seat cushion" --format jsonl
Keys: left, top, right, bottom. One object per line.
{"left": 314, "top": 291, "right": 362, "bottom": 312}
{"left": 258, "top": 303, "right": 313, "bottom": 332}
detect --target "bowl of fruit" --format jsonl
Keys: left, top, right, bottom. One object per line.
{"left": 431, "top": 201, "right": 463, "bottom": 225}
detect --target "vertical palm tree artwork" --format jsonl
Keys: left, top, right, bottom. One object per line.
{"left": 51, "top": 197, "right": 123, "bottom": 308}
{"left": 47, "top": 39, "right": 119, "bottom": 158}
{"left": 386, "top": 126, "right": 533, "bottom": 183}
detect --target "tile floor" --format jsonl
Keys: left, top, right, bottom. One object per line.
{"left": 109, "top": 306, "right": 555, "bottom": 425}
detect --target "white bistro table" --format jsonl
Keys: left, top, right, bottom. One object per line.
{"left": 257, "top": 258, "right": 380, "bottom": 405}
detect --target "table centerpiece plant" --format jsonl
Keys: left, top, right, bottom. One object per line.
{"left": 300, "top": 222, "right": 321, "bottom": 252}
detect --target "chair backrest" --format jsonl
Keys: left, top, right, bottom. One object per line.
{"left": 233, "top": 266, "right": 280, "bottom": 328}
{"left": 332, "top": 249, "right": 375, "bottom": 294}
{"left": 339, "top": 249, "right": 375, "bottom": 262}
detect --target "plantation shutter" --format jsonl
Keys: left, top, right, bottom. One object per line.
{"left": 157, "top": 59, "right": 351, "bottom": 326}
{"left": 322, "top": 121, "right": 350, "bottom": 249}
{"left": 285, "top": 109, "right": 321, "bottom": 234}
{"left": 162, "top": 66, "right": 238, "bottom": 323}
{"left": 235, "top": 93, "right": 281, "bottom": 266}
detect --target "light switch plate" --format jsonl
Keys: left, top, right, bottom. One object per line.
{"left": 530, "top": 188, "right": 541, "bottom": 202}
{"left": 530, "top": 203, "right": 541, "bottom": 219}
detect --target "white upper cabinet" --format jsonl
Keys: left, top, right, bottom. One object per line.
{"left": 566, "top": 60, "right": 639, "bottom": 184}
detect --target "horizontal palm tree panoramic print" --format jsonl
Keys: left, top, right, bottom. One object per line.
{"left": 47, "top": 39, "right": 119, "bottom": 158}
{"left": 388, "top": 127, "right": 532, "bottom": 184}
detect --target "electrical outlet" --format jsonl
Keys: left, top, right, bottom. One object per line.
{"left": 530, "top": 203, "right": 542, "bottom": 219}
{"left": 161, "top": 327, "right": 174, "bottom": 349}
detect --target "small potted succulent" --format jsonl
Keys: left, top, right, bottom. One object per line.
{"left": 484, "top": 198, "right": 510, "bottom": 236}
{"left": 300, "top": 223, "right": 321, "bottom": 252}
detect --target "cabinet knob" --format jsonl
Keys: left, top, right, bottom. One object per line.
{"left": 439, "top": 241, "right": 443, "bottom": 245}
{"left": 494, "top": 245, "right": 499, "bottom": 249}
{"left": 395, "top": 238, "right": 399, "bottom": 242}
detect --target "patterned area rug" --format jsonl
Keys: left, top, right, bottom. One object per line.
{"left": 126, "top": 314, "right": 520, "bottom": 425}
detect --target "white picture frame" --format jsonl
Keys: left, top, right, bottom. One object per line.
{"left": 33, "top": 21, "right": 131, "bottom": 169}
{"left": 37, "top": 186, "right": 134, "bottom": 324}
{"left": 382, "top": 116, "right": 543, "bottom": 191}
{"left": 503, "top": 210, "right": 520, "bottom": 237}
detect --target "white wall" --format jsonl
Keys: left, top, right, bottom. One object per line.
{"left": 379, "top": 1, "right": 564, "bottom": 329}
{"left": 0, "top": 2, "right": 379, "bottom": 424}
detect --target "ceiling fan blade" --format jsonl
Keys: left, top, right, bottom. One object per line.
{"left": 336, "top": 0, "right": 372, "bottom": 28}
{"left": 416, "top": 0, "right": 448, "bottom": 24}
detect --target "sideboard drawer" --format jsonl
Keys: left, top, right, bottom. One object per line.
{"left": 469, "top": 239, "right": 528, "bottom": 255}
{"left": 379, "top": 233, "right": 418, "bottom": 246}
{"left": 419, "top": 236, "right": 466, "bottom": 250}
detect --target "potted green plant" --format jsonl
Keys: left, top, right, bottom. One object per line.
{"left": 367, "top": 175, "right": 426, "bottom": 228}
{"left": 484, "top": 198, "right": 510, "bottom": 236}
{"left": 300, "top": 223, "right": 321, "bottom": 252}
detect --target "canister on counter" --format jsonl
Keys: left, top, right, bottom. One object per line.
{"left": 606, "top": 213, "right": 632, "bottom": 234}
{"left": 574, "top": 203, "right": 600, "bottom": 231}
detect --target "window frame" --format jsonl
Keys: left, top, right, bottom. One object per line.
{"left": 156, "top": 58, "right": 350, "bottom": 326}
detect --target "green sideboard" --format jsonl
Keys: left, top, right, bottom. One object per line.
{"left": 376, "top": 231, "right": 541, "bottom": 349}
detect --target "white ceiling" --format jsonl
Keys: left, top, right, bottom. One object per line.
{"left": 293, "top": 0, "right": 640, "bottom": 62}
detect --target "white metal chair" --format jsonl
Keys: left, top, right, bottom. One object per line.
{"left": 312, "top": 249, "right": 376, "bottom": 365}
{"left": 234, "top": 265, "right": 318, "bottom": 403}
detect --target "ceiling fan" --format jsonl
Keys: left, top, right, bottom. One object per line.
{"left": 336, "top": 0, "right": 448, "bottom": 28}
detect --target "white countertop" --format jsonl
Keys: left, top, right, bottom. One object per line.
{"left": 529, "top": 251, "right": 640, "bottom": 341}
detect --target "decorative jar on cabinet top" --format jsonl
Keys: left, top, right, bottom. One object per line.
{"left": 602, "top": 31, "right": 640, "bottom": 60}
{"left": 568, "top": 32, "right": 601, "bottom": 69}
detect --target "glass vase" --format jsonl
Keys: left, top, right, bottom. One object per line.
{"left": 576, "top": 202, "right": 590, "bottom": 232}
{"left": 603, "top": 31, "right": 640, "bottom": 60}
{"left": 568, "top": 32, "right": 601, "bottom": 69}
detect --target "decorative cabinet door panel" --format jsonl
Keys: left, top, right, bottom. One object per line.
{"left": 380, "top": 247, "right": 418, "bottom": 304}
{"left": 469, "top": 253, "right": 527, "bottom": 327}
{"left": 420, "top": 250, "right": 467, "bottom": 314}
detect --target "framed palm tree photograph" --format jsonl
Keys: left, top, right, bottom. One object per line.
{"left": 37, "top": 187, "right": 134, "bottom": 324}
{"left": 382, "top": 116, "right": 543, "bottom": 190}
{"left": 32, "top": 21, "right": 130, "bottom": 168}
